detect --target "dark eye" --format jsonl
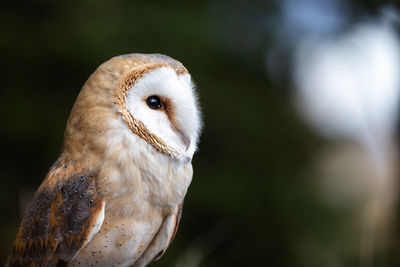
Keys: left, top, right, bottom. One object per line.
{"left": 146, "top": 95, "right": 162, "bottom": 110}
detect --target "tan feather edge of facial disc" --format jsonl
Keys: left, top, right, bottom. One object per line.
{"left": 114, "top": 63, "right": 187, "bottom": 157}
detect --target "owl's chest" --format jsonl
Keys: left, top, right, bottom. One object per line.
{"left": 69, "top": 148, "right": 191, "bottom": 266}
{"left": 100, "top": 130, "right": 193, "bottom": 209}
{"left": 70, "top": 162, "right": 179, "bottom": 267}
{"left": 70, "top": 199, "right": 165, "bottom": 267}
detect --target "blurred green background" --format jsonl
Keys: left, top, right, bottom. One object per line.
{"left": 1, "top": 1, "right": 399, "bottom": 266}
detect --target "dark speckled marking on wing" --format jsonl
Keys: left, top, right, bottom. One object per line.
{"left": 7, "top": 163, "right": 104, "bottom": 267}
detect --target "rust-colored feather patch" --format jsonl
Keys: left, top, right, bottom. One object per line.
{"left": 7, "top": 163, "right": 104, "bottom": 267}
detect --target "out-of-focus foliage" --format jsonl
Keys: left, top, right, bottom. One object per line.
{"left": 1, "top": 0, "right": 399, "bottom": 266}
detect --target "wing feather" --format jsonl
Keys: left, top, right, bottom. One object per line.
{"left": 7, "top": 162, "right": 104, "bottom": 267}
{"left": 133, "top": 202, "right": 184, "bottom": 267}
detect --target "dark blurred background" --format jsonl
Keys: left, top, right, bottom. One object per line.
{"left": 1, "top": 0, "right": 400, "bottom": 266}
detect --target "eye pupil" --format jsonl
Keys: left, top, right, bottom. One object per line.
{"left": 146, "top": 95, "right": 162, "bottom": 110}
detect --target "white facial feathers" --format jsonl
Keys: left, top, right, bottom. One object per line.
{"left": 124, "top": 67, "right": 201, "bottom": 159}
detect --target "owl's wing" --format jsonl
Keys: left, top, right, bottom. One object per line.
{"left": 133, "top": 202, "right": 183, "bottom": 266}
{"left": 162, "top": 201, "right": 184, "bottom": 256}
{"left": 7, "top": 162, "right": 105, "bottom": 267}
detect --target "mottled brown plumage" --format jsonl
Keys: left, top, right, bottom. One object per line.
{"left": 7, "top": 53, "right": 201, "bottom": 267}
{"left": 9, "top": 163, "right": 104, "bottom": 267}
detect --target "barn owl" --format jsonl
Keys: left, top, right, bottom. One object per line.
{"left": 7, "top": 53, "right": 202, "bottom": 267}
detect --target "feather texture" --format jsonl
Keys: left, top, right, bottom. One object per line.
{"left": 8, "top": 53, "right": 201, "bottom": 267}
{"left": 7, "top": 163, "right": 105, "bottom": 266}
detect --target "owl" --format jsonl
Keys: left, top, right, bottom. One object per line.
{"left": 7, "top": 53, "right": 202, "bottom": 267}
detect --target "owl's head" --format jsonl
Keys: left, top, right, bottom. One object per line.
{"left": 62, "top": 54, "right": 202, "bottom": 162}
